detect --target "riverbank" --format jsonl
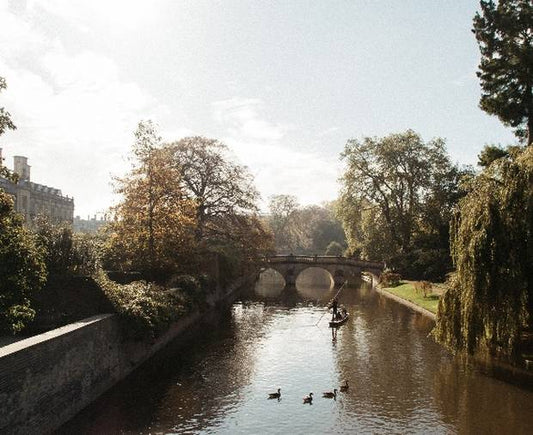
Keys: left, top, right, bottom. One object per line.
{"left": 374, "top": 279, "right": 533, "bottom": 389}
{"left": 0, "top": 274, "right": 253, "bottom": 435}
{"left": 374, "top": 281, "right": 439, "bottom": 321}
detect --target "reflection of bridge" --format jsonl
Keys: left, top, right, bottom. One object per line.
{"left": 262, "top": 255, "right": 384, "bottom": 287}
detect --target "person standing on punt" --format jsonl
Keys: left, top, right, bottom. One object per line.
{"left": 331, "top": 297, "right": 338, "bottom": 321}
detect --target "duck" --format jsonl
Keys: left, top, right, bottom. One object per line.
{"left": 302, "top": 392, "right": 313, "bottom": 404}
{"left": 268, "top": 388, "right": 281, "bottom": 399}
{"left": 340, "top": 380, "right": 349, "bottom": 392}
{"left": 322, "top": 388, "right": 337, "bottom": 399}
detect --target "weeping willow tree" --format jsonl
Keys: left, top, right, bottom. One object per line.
{"left": 434, "top": 147, "right": 533, "bottom": 359}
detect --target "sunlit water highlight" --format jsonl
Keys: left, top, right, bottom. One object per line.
{"left": 58, "top": 277, "right": 533, "bottom": 434}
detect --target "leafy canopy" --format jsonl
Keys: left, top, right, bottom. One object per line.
{"left": 473, "top": 0, "right": 533, "bottom": 144}
{"left": 338, "top": 130, "right": 470, "bottom": 280}
{"left": 0, "top": 77, "right": 17, "bottom": 180}
{"left": 106, "top": 121, "right": 197, "bottom": 279}
{"left": 0, "top": 176, "right": 46, "bottom": 334}
{"left": 167, "top": 137, "right": 259, "bottom": 241}
{"left": 434, "top": 146, "right": 533, "bottom": 358}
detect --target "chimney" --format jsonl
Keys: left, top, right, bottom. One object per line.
{"left": 13, "top": 156, "right": 31, "bottom": 181}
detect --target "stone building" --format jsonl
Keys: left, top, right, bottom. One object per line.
{"left": 73, "top": 215, "right": 108, "bottom": 233}
{"left": 0, "top": 148, "right": 74, "bottom": 223}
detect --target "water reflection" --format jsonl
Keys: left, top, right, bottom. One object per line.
{"left": 58, "top": 278, "right": 533, "bottom": 434}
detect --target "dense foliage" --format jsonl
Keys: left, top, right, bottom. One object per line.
{"left": 106, "top": 124, "right": 273, "bottom": 286}
{"left": 105, "top": 121, "right": 197, "bottom": 279}
{"left": 266, "top": 195, "right": 346, "bottom": 254}
{"left": 0, "top": 76, "right": 16, "bottom": 138}
{"left": 434, "top": 146, "right": 532, "bottom": 358}
{"left": 94, "top": 270, "right": 190, "bottom": 338}
{"left": 33, "top": 217, "right": 103, "bottom": 276}
{"left": 165, "top": 135, "right": 273, "bottom": 278}
{"left": 0, "top": 191, "right": 47, "bottom": 333}
{"left": 0, "top": 76, "right": 47, "bottom": 334}
{"left": 167, "top": 136, "right": 259, "bottom": 241}
{"left": 473, "top": 0, "right": 533, "bottom": 144}
{"left": 338, "top": 130, "right": 470, "bottom": 280}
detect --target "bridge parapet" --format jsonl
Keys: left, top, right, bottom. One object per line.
{"left": 265, "top": 255, "right": 384, "bottom": 270}
{"left": 261, "top": 255, "right": 384, "bottom": 287}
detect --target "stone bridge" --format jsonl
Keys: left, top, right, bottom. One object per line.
{"left": 262, "top": 255, "right": 384, "bottom": 287}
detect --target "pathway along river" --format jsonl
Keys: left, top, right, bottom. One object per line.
{"left": 58, "top": 272, "right": 533, "bottom": 434}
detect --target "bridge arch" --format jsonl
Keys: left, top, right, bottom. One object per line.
{"left": 295, "top": 266, "right": 334, "bottom": 289}
{"left": 257, "top": 267, "right": 286, "bottom": 286}
{"left": 262, "top": 255, "right": 384, "bottom": 288}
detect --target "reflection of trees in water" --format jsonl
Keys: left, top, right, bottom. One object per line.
{"left": 433, "top": 359, "right": 533, "bottom": 434}
{"left": 149, "top": 303, "right": 272, "bottom": 432}
{"left": 59, "top": 305, "right": 269, "bottom": 434}
{"left": 331, "top": 284, "right": 452, "bottom": 428}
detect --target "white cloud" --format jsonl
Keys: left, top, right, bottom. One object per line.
{"left": 211, "top": 97, "right": 341, "bottom": 210}
{"left": 28, "top": 0, "right": 159, "bottom": 33}
{"left": 212, "top": 98, "right": 288, "bottom": 141}
{"left": 0, "top": 2, "right": 173, "bottom": 217}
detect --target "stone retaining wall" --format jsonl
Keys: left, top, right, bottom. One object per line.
{"left": 0, "top": 275, "right": 249, "bottom": 434}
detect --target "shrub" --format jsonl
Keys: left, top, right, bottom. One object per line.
{"left": 167, "top": 274, "right": 208, "bottom": 308}
{"left": 414, "top": 280, "right": 432, "bottom": 298}
{"left": 381, "top": 271, "right": 401, "bottom": 287}
{"left": 390, "top": 248, "right": 452, "bottom": 282}
{"left": 94, "top": 270, "right": 188, "bottom": 339}
{"left": 34, "top": 217, "right": 103, "bottom": 276}
{"left": 0, "top": 191, "right": 47, "bottom": 333}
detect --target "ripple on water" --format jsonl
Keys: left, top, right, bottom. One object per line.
{"left": 57, "top": 284, "right": 533, "bottom": 434}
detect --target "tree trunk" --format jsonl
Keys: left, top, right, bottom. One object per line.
{"left": 527, "top": 110, "right": 533, "bottom": 146}
{"left": 527, "top": 81, "right": 532, "bottom": 146}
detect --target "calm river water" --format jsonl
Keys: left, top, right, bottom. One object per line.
{"left": 58, "top": 273, "right": 533, "bottom": 434}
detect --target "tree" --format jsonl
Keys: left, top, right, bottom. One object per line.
{"left": 106, "top": 122, "right": 196, "bottom": 279}
{"left": 339, "top": 130, "right": 468, "bottom": 279}
{"left": 473, "top": 0, "right": 533, "bottom": 144}
{"left": 167, "top": 137, "right": 259, "bottom": 241}
{"left": 298, "top": 202, "right": 346, "bottom": 254}
{"left": 1, "top": 77, "right": 16, "bottom": 180}
{"left": 477, "top": 144, "right": 525, "bottom": 167}
{"left": 266, "top": 194, "right": 302, "bottom": 253}
{"left": 0, "top": 79, "right": 46, "bottom": 332}
{"left": 434, "top": 146, "right": 533, "bottom": 359}
{"left": 477, "top": 144, "right": 510, "bottom": 167}
{"left": 265, "top": 198, "right": 346, "bottom": 255}
{"left": 0, "top": 76, "right": 16, "bottom": 137}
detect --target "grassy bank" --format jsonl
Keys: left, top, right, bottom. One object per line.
{"left": 381, "top": 281, "right": 442, "bottom": 314}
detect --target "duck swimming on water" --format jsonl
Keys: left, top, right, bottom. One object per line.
{"left": 303, "top": 392, "right": 313, "bottom": 404}
{"left": 340, "top": 380, "right": 349, "bottom": 392}
{"left": 268, "top": 388, "right": 281, "bottom": 399}
{"left": 322, "top": 388, "right": 337, "bottom": 399}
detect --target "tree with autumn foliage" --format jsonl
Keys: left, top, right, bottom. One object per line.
{"left": 104, "top": 121, "right": 197, "bottom": 279}
{"left": 167, "top": 136, "right": 259, "bottom": 242}
{"left": 165, "top": 136, "right": 273, "bottom": 278}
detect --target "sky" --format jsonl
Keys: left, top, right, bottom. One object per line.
{"left": 0, "top": 0, "right": 518, "bottom": 218}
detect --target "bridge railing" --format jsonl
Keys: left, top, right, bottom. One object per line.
{"left": 263, "top": 255, "right": 384, "bottom": 270}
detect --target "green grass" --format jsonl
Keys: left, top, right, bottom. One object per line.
{"left": 382, "top": 281, "right": 440, "bottom": 314}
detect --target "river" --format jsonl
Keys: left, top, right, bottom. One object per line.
{"left": 58, "top": 271, "right": 533, "bottom": 434}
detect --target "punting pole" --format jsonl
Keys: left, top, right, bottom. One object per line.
{"left": 315, "top": 280, "right": 348, "bottom": 326}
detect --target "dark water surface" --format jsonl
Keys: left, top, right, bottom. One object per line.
{"left": 58, "top": 278, "right": 533, "bottom": 434}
